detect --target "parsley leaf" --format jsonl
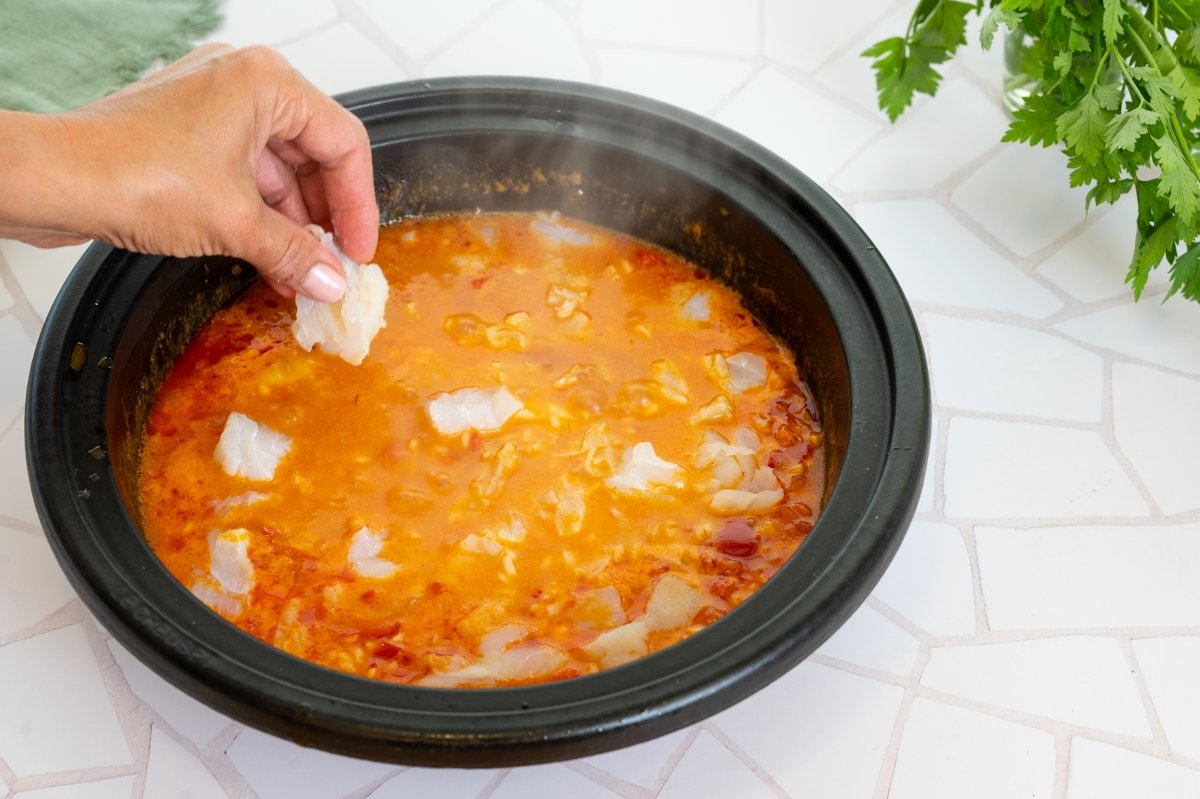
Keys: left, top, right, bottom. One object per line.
{"left": 1102, "top": 0, "right": 1125, "bottom": 44}
{"left": 1130, "top": 217, "right": 1175, "bottom": 299}
{"left": 1106, "top": 107, "right": 1160, "bottom": 151}
{"left": 1178, "top": 24, "right": 1200, "bottom": 65}
{"left": 1167, "top": 64, "right": 1200, "bottom": 119}
{"left": 1155, "top": 135, "right": 1200, "bottom": 225}
{"left": 862, "top": 37, "right": 943, "bottom": 122}
{"left": 1087, "top": 177, "right": 1134, "bottom": 207}
{"left": 1057, "top": 85, "right": 1121, "bottom": 163}
{"left": 1166, "top": 242, "right": 1200, "bottom": 300}
{"left": 1003, "top": 92, "right": 1065, "bottom": 147}
{"left": 1053, "top": 50, "right": 1073, "bottom": 76}
{"left": 863, "top": 1, "right": 974, "bottom": 121}
{"left": 1129, "top": 65, "right": 1180, "bottom": 120}
{"left": 980, "top": 7, "right": 1023, "bottom": 51}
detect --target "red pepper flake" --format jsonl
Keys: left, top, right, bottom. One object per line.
{"left": 360, "top": 589, "right": 376, "bottom": 603}
{"left": 708, "top": 576, "right": 739, "bottom": 601}
{"left": 374, "top": 642, "right": 401, "bottom": 660}
{"left": 715, "top": 518, "right": 760, "bottom": 560}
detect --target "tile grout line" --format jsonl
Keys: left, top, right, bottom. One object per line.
{"left": 3, "top": 765, "right": 142, "bottom": 795}
{"left": 808, "top": 654, "right": 910, "bottom": 688}
{"left": 0, "top": 756, "right": 15, "bottom": 795}
{"left": 772, "top": 59, "right": 890, "bottom": 128}
{"left": 0, "top": 517, "right": 48, "bottom": 537}
{"left": 1119, "top": 638, "right": 1173, "bottom": 754}
{"left": 81, "top": 613, "right": 155, "bottom": 783}
{"left": 930, "top": 402, "right": 950, "bottom": 525}
{"left": 910, "top": 684, "right": 1200, "bottom": 767}
{"left": 1099, "top": 357, "right": 1168, "bottom": 521}
{"left": 704, "top": 60, "right": 767, "bottom": 120}
{"left": 551, "top": 0, "right": 603, "bottom": 83}
{"left": 1053, "top": 733, "right": 1072, "bottom": 799}
{"left": 870, "top": 645, "right": 931, "bottom": 799}
{"left": 865, "top": 595, "right": 933, "bottom": 645}
{"left": 650, "top": 725, "right": 703, "bottom": 796}
{"left": 0, "top": 599, "right": 81, "bottom": 649}
{"left": 958, "top": 523, "right": 992, "bottom": 635}
{"left": 334, "top": 0, "right": 425, "bottom": 75}
{"left": 104, "top": 650, "right": 238, "bottom": 799}
{"left": 0, "top": 247, "right": 46, "bottom": 342}
{"left": 473, "top": 767, "right": 512, "bottom": 799}
{"left": 700, "top": 722, "right": 792, "bottom": 799}
{"left": 340, "top": 765, "right": 406, "bottom": 799}
{"left": 566, "top": 759, "right": 655, "bottom": 799}
{"left": 199, "top": 722, "right": 259, "bottom": 799}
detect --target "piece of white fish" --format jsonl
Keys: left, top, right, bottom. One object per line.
{"left": 581, "top": 620, "right": 649, "bottom": 668}
{"left": 581, "top": 576, "right": 708, "bottom": 668}
{"left": 417, "top": 644, "right": 567, "bottom": 688}
{"left": 348, "top": 527, "right": 398, "bottom": 578}
{"left": 292, "top": 225, "right": 389, "bottom": 366}
{"left": 532, "top": 211, "right": 593, "bottom": 245}
{"left": 190, "top": 579, "right": 243, "bottom": 617}
{"left": 705, "top": 352, "right": 768, "bottom": 395}
{"left": 426, "top": 386, "right": 524, "bottom": 436}
{"left": 726, "top": 352, "right": 768, "bottom": 394}
{"left": 605, "top": 442, "right": 686, "bottom": 495}
{"left": 208, "top": 528, "right": 255, "bottom": 596}
{"left": 680, "top": 292, "right": 711, "bottom": 322}
{"left": 213, "top": 412, "right": 291, "bottom": 481}
{"left": 710, "top": 486, "right": 784, "bottom": 514}
{"left": 210, "top": 490, "right": 271, "bottom": 516}
{"left": 644, "top": 574, "right": 707, "bottom": 631}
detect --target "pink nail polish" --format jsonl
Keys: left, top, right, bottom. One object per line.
{"left": 300, "top": 264, "right": 346, "bottom": 302}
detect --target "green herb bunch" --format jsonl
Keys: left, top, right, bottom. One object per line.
{"left": 864, "top": 1, "right": 1200, "bottom": 302}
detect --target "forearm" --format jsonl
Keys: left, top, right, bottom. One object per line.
{"left": 0, "top": 110, "right": 93, "bottom": 247}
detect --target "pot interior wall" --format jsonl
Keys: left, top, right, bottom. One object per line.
{"left": 107, "top": 131, "right": 851, "bottom": 564}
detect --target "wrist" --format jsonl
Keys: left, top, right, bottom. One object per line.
{"left": 0, "top": 110, "right": 97, "bottom": 245}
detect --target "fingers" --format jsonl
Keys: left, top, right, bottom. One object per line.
{"left": 297, "top": 159, "right": 332, "bottom": 231}
{"left": 265, "top": 75, "right": 379, "bottom": 263}
{"left": 255, "top": 147, "right": 311, "bottom": 228}
{"left": 239, "top": 204, "right": 347, "bottom": 302}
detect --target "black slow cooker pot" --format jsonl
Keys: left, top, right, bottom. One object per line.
{"left": 26, "top": 77, "right": 929, "bottom": 766}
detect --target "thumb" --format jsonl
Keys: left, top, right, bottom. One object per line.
{"left": 241, "top": 206, "right": 347, "bottom": 302}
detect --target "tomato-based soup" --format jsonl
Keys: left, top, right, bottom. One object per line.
{"left": 138, "top": 212, "right": 824, "bottom": 687}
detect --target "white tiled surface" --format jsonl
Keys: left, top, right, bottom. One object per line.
{"left": 4, "top": 0, "right": 1200, "bottom": 796}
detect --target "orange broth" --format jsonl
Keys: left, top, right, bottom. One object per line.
{"left": 138, "top": 212, "right": 824, "bottom": 687}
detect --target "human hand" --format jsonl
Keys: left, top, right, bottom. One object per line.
{"left": 48, "top": 44, "right": 378, "bottom": 301}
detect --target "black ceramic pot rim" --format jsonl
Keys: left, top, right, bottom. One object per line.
{"left": 26, "top": 77, "right": 930, "bottom": 766}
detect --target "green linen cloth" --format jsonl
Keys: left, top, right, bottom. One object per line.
{"left": 0, "top": 0, "right": 223, "bottom": 113}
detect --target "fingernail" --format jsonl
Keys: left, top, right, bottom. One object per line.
{"left": 300, "top": 263, "right": 346, "bottom": 302}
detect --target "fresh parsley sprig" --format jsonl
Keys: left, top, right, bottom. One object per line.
{"left": 864, "top": 0, "right": 1200, "bottom": 303}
